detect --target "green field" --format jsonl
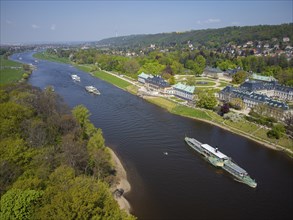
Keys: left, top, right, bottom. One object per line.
{"left": 126, "top": 84, "right": 139, "bottom": 95}
{"left": 33, "top": 52, "right": 71, "bottom": 64}
{"left": 172, "top": 105, "right": 212, "bottom": 120}
{"left": 93, "top": 71, "right": 131, "bottom": 89}
{"left": 0, "top": 55, "right": 24, "bottom": 85}
{"left": 144, "top": 97, "right": 177, "bottom": 111}
{"left": 75, "top": 65, "right": 93, "bottom": 72}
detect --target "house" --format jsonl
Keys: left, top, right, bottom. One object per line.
{"left": 145, "top": 75, "right": 170, "bottom": 93}
{"left": 283, "top": 37, "right": 290, "bottom": 42}
{"left": 138, "top": 72, "right": 153, "bottom": 84}
{"left": 274, "top": 85, "right": 293, "bottom": 101}
{"left": 251, "top": 73, "right": 277, "bottom": 82}
{"left": 225, "top": 67, "right": 242, "bottom": 76}
{"left": 172, "top": 83, "right": 195, "bottom": 101}
{"left": 203, "top": 67, "right": 223, "bottom": 78}
{"left": 240, "top": 80, "right": 276, "bottom": 97}
{"left": 247, "top": 74, "right": 293, "bottom": 101}
{"left": 219, "top": 86, "right": 289, "bottom": 120}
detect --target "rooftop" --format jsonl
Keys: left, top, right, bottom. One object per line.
{"left": 138, "top": 72, "right": 153, "bottom": 80}
{"left": 173, "top": 82, "right": 195, "bottom": 94}
{"left": 252, "top": 73, "right": 277, "bottom": 82}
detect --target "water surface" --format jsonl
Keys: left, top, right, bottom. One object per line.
{"left": 11, "top": 52, "right": 293, "bottom": 220}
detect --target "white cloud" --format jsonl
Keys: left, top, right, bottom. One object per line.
{"left": 31, "top": 24, "right": 40, "bottom": 29}
{"left": 197, "top": 18, "right": 221, "bottom": 25}
{"left": 50, "top": 24, "right": 56, "bottom": 31}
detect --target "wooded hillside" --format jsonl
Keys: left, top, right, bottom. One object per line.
{"left": 96, "top": 23, "right": 293, "bottom": 49}
{"left": 0, "top": 83, "right": 135, "bottom": 220}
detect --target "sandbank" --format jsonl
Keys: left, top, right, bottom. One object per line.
{"left": 108, "top": 148, "right": 131, "bottom": 213}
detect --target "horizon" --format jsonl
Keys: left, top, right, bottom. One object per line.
{"left": 1, "top": 0, "right": 292, "bottom": 44}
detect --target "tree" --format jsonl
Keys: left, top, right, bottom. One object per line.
{"left": 220, "top": 103, "right": 230, "bottom": 115}
{"left": 36, "top": 166, "right": 134, "bottom": 220}
{"left": 168, "top": 76, "right": 175, "bottom": 85}
{"left": 138, "top": 61, "right": 165, "bottom": 75}
{"left": 217, "top": 60, "right": 236, "bottom": 71}
{"left": 196, "top": 55, "right": 206, "bottom": 75}
{"left": 123, "top": 59, "right": 140, "bottom": 75}
{"left": 267, "top": 124, "right": 286, "bottom": 139}
{"left": 171, "top": 61, "right": 184, "bottom": 75}
{"left": 284, "top": 112, "right": 293, "bottom": 135}
{"left": 229, "top": 98, "right": 244, "bottom": 110}
{"left": 61, "top": 134, "right": 88, "bottom": 174}
{"left": 185, "top": 60, "right": 202, "bottom": 76}
{"left": 196, "top": 90, "right": 217, "bottom": 110}
{"left": 72, "top": 105, "right": 90, "bottom": 129}
{"left": 232, "top": 70, "right": 248, "bottom": 84}
{"left": 0, "top": 102, "right": 33, "bottom": 139}
{"left": 0, "top": 189, "right": 43, "bottom": 220}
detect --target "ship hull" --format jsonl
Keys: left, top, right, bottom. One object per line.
{"left": 185, "top": 137, "right": 257, "bottom": 188}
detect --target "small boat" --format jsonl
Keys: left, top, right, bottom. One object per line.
{"left": 71, "top": 74, "right": 80, "bottom": 82}
{"left": 85, "top": 86, "right": 100, "bottom": 95}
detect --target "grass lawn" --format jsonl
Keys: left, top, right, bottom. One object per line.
{"left": 225, "top": 119, "right": 259, "bottom": 133}
{"left": 1, "top": 56, "right": 22, "bottom": 67}
{"left": 254, "top": 128, "right": 293, "bottom": 151}
{"left": 144, "top": 97, "right": 177, "bottom": 111}
{"left": 33, "top": 52, "right": 71, "bottom": 64}
{"left": 0, "top": 55, "right": 24, "bottom": 85}
{"left": 126, "top": 85, "right": 139, "bottom": 95}
{"left": 93, "top": 71, "right": 131, "bottom": 89}
{"left": 169, "top": 96, "right": 186, "bottom": 103}
{"left": 0, "top": 68, "right": 24, "bottom": 85}
{"left": 75, "top": 64, "right": 94, "bottom": 72}
{"left": 219, "top": 82, "right": 231, "bottom": 87}
{"left": 195, "top": 81, "right": 216, "bottom": 86}
{"left": 172, "top": 105, "right": 212, "bottom": 120}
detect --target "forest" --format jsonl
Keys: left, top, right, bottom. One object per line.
{"left": 96, "top": 23, "right": 293, "bottom": 49}
{"left": 0, "top": 83, "right": 135, "bottom": 220}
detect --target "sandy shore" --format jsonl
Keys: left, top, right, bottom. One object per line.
{"left": 108, "top": 148, "right": 131, "bottom": 213}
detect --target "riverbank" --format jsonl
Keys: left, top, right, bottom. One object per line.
{"left": 32, "top": 52, "right": 292, "bottom": 157}
{"left": 144, "top": 96, "right": 293, "bottom": 157}
{"left": 108, "top": 148, "right": 131, "bottom": 213}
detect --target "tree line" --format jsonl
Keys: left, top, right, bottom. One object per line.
{"left": 0, "top": 83, "right": 135, "bottom": 220}
{"left": 48, "top": 46, "right": 293, "bottom": 86}
{"left": 96, "top": 23, "right": 293, "bottom": 49}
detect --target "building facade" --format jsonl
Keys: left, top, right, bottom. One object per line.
{"left": 138, "top": 72, "right": 153, "bottom": 84}
{"left": 219, "top": 86, "right": 289, "bottom": 120}
{"left": 172, "top": 83, "right": 195, "bottom": 101}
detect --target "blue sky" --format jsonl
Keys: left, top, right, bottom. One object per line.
{"left": 1, "top": 0, "right": 292, "bottom": 44}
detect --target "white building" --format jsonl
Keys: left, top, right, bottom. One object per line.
{"left": 172, "top": 83, "right": 195, "bottom": 101}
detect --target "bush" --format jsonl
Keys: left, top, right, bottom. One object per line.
{"left": 223, "top": 112, "right": 242, "bottom": 122}
{"left": 267, "top": 124, "right": 286, "bottom": 139}
{"left": 22, "top": 73, "right": 29, "bottom": 79}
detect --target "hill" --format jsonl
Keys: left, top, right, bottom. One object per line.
{"left": 96, "top": 23, "right": 293, "bottom": 48}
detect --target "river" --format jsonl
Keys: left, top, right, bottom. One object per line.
{"left": 11, "top": 51, "right": 293, "bottom": 220}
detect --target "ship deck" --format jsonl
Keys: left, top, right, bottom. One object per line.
{"left": 201, "top": 144, "right": 228, "bottom": 159}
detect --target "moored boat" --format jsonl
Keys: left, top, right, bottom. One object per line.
{"left": 71, "top": 74, "right": 80, "bottom": 82}
{"left": 85, "top": 86, "right": 100, "bottom": 95}
{"left": 185, "top": 137, "right": 257, "bottom": 188}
